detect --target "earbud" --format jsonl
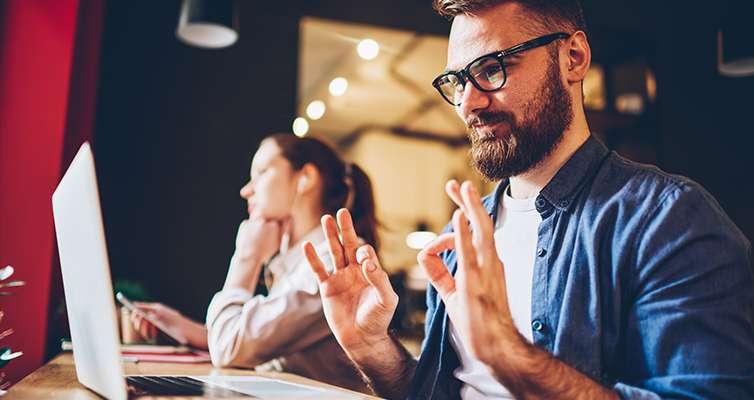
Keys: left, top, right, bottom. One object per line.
{"left": 297, "top": 176, "right": 308, "bottom": 193}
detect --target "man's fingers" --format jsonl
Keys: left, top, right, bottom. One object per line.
{"left": 361, "top": 259, "right": 398, "bottom": 308}
{"left": 355, "top": 244, "right": 396, "bottom": 307}
{"left": 417, "top": 239, "right": 456, "bottom": 300}
{"left": 422, "top": 232, "right": 455, "bottom": 255}
{"left": 453, "top": 209, "right": 479, "bottom": 274}
{"left": 321, "top": 215, "right": 346, "bottom": 270}
{"left": 459, "top": 181, "right": 494, "bottom": 240}
{"left": 355, "top": 244, "right": 379, "bottom": 265}
{"left": 459, "top": 181, "right": 496, "bottom": 264}
{"left": 304, "top": 241, "right": 330, "bottom": 282}
{"left": 445, "top": 180, "right": 468, "bottom": 214}
{"left": 336, "top": 208, "right": 360, "bottom": 266}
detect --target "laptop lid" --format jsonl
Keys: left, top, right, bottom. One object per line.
{"left": 52, "top": 142, "right": 128, "bottom": 400}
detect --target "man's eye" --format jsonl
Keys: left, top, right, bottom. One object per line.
{"left": 484, "top": 64, "right": 502, "bottom": 77}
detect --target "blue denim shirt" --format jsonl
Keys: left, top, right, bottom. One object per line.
{"left": 409, "top": 135, "right": 754, "bottom": 399}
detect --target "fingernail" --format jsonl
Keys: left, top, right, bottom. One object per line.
{"left": 366, "top": 261, "right": 377, "bottom": 272}
{"left": 356, "top": 247, "right": 367, "bottom": 259}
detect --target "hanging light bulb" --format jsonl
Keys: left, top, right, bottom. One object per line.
{"left": 176, "top": 0, "right": 239, "bottom": 49}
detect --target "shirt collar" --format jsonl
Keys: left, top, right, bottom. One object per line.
{"left": 276, "top": 226, "right": 326, "bottom": 272}
{"left": 483, "top": 134, "right": 610, "bottom": 218}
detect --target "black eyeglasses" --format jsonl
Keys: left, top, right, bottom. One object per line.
{"left": 432, "top": 32, "right": 570, "bottom": 106}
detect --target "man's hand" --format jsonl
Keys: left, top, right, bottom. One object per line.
{"left": 419, "top": 180, "right": 617, "bottom": 400}
{"left": 418, "top": 180, "right": 521, "bottom": 363}
{"left": 303, "top": 209, "right": 397, "bottom": 355}
{"left": 304, "top": 209, "right": 416, "bottom": 398}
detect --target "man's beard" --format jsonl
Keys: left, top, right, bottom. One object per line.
{"left": 467, "top": 58, "right": 573, "bottom": 182}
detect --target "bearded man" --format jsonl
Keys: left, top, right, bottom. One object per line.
{"left": 304, "top": 1, "right": 754, "bottom": 398}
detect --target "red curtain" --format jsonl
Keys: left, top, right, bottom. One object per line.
{"left": 0, "top": 0, "right": 103, "bottom": 385}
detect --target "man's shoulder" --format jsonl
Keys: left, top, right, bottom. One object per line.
{"left": 589, "top": 152, "right": 748, "bottom": 247}
{"left": 591, "top": 152, "right": 710, "bottom": 210}
{"left": 603, "top": 152, "right": 693, "bottom": 194}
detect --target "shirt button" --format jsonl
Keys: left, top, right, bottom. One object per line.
{"left": 537, "top": 248, "right": 547, "bottom": 257}
{"left": 535, "top": 198, "right": 546, "bottom": 209}
{"left": 532, "top": 320, "right": 545, "bottom": 332}
{"left": 559, "top": 199, "right": 569, "bottom": 208}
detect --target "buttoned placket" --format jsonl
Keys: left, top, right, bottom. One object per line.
{"left": 531, "top": 194, "right": 555, "bottom": 350}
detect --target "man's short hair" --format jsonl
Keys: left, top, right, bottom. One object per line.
{"left": 433, "top": 0, "right": 587, "bottom": 36}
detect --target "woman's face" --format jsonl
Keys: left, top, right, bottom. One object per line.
{"left": 239, "top": 140, "right": 298, "bottom": 220}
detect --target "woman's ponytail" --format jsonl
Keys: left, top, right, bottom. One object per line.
{"left": 345, "top": 163, "right": 379, "bottom": 253}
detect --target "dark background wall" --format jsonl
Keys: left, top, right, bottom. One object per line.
{"left": 83, "top": 0, "right": 753, "bottom": 331}
{"left": 92, "top": 1, "right": 300, "bottom": 322}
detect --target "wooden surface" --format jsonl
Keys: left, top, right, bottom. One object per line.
{"left": 7, "top": 353, "right": 379, "bottom": 399}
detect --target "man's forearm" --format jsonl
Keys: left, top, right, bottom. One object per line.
{"left": 347, "top": 334, "right": 417, "bottom": 399}
{"left": 490, "top": 336, "right": 618, "bottom": 400}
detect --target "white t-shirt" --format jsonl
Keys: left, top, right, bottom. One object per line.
{"left": 449, "top": 187, "right": 543, "bottom": 399}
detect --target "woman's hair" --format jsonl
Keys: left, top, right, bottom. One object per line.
{"left": 266, "top": 133, "right": 379, "bottom": 252}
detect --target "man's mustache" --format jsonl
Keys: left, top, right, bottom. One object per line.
{"left": 465, "top": 110, "right": 515, "bottom": 129}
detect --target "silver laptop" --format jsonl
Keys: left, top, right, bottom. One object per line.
{"left": 52, "top": 142, "right": 361, "bottom": 399}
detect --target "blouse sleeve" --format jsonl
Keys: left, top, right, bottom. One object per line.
{"left": 206, "top": 248, "right": 333, "bottom": 368}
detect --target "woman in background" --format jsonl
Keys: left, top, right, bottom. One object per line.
{"left": 130, "top": 133, "right": 378, "bottom": 393}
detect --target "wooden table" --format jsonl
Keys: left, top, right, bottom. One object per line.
{"left": 7, "top": 353, "right": 379, "bottom": 399}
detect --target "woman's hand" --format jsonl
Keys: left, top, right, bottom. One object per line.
{"left": 129, "top": 302, "right": 209, "bottom": 350}
{"left": 224, "top": 218, "right": 286, "bottom": 290}
{"left": 234, "top": 218, "right": 285, "bottom": 265}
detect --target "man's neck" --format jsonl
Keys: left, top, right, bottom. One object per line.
{"left": 508, "top": 127, "right": 590, "bottom": 200}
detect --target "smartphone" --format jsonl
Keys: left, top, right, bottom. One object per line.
{"left": 115, "top": 292, "right": 189, "bottom": 345}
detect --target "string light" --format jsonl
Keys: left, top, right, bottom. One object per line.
{"left": 306, "top": 100, "right": 326, "bottom": 120}
{"left": 329, "top": 77, "right": 348, "bottom": 96}
{"left": 292, "top": 117, "right": 309, "bottom": 137}
{"left": 357, "top": 39, "right": 380, "bottom": 60}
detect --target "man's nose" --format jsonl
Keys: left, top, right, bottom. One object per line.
{"left": 456, "top": 81, "right": 491, "bottom": 121}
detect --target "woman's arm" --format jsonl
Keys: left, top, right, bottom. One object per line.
{"left": 205, "top": 277, "right": 331, "bottom": 367}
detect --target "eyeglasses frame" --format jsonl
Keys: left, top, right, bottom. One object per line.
{"left": 432, "top": 32, "right": 571, "bottom": 106}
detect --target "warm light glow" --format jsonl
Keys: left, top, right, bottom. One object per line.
{"left": 357, "top": 39, "right": 380, "bottom": 60}
{"left": 306, "top": 100, "right": 326, "bottom": 120}
{"left": 645, "top": 69, "right": 657, "bottom": 102}
{"left": 329, "top": 77, "right": 349, "bottom": 96}
{"left": 292, "top": 117, "right": 309, "bottom": 137}
{"left": 406, "top": 231, "right": 437, "bottom": 250}
{"left": 615, "top": 93, "right": 644, "bottom": 115}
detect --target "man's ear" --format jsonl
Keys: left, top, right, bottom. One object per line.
{"left": 565, "top": 31, "right": 591, "bottom": 84}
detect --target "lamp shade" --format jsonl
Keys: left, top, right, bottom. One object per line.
{"left": 717, "top": 6, "right": 754, "bottom": 77}
{"left": 176, "top": 0, "right": 238, "bottom": 49}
